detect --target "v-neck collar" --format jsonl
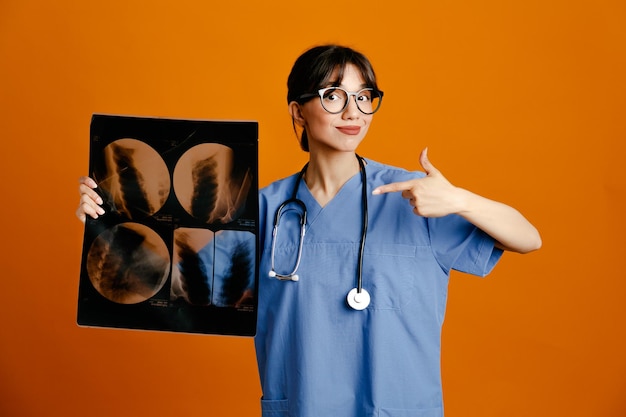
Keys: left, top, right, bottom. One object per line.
{"left": 296, "top": 162, "right": 367, "bottom": 228}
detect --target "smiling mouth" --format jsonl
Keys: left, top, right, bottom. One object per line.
{"left": 337, "top": 126, "right": 361, "bottom": 135}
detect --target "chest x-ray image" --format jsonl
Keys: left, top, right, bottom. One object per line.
{"left": 170, "top": 228, "right": 255, "bottom": 308}
{"left": 173, "top": 143, "right": 253, "bottom": 224}
{"left": 78, "top": 114, "right": 258, "bottom": 336}
{"left": 86, "top": 222, "right": 170, "bottom": 304}
{"left": 94, "top": 138, "right": 171, "bottom": 220}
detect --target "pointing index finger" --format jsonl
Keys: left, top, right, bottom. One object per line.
{"left": 372, "top": 180, "right": 413, "bottom": 195}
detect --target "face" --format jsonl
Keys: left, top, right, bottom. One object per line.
{"left": 290, "top": 64, "right": 374, "bottom": 155}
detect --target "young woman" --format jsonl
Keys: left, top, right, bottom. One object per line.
{"left": 78, "top": 45, "right": 541, "bottom": 417}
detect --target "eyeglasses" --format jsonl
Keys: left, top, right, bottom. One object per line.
{"left": 299, "top": 87, "right": 384, "bottom": 115}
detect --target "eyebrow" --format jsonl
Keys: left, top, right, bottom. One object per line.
{"left": 324, "top": 81, "right": 370, "bottom": 89}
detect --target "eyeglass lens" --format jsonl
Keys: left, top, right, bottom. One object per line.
{"left": 320, "top": 88, "right": 382, "bottom": 114}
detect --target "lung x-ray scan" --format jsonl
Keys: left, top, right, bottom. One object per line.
{"left": 77, "top": 114, "right": 258, "bottom": 336}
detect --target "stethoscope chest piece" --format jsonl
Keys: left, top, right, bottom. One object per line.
{"left": 347, "top": 288, "right": 370, "bottom": 310}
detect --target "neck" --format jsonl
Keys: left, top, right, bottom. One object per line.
{"left": 304, "top": 153, "right": 361, "bottom": 207}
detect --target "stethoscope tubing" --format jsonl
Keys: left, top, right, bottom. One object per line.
{"left": 355, "top": 155, "right": 367, "bottom": 293}
{"left": 268, "top": 154, "right": 369, "bottom": 308}
{"left": 269, "top": 198, "right": 307, "bottom": 281}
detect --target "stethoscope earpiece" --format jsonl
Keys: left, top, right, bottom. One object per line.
{"left": 347, "top": 288, "right": 370, "bottom": 310}
{"left": 269, "top": 270, "right": 300, "bottom": 282}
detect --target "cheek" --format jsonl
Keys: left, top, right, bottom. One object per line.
{"left": 360, "top": 118, "right": 373, "bottom": 133}
{"left": 303, "top": 112, "right": 332, "bottom": 133}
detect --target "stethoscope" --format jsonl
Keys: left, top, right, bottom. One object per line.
{"left": 268, "top": 154, "right": 370, "bottom": 310}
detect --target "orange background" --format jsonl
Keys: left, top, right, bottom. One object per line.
{"left": 1, "top": 1, "right": 625, "bottom": 416}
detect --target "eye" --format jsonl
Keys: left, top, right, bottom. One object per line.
{"left": 357, "top": 90, "right": 373, "bottom": 102}
{"left": 322, "top": 88, "right": 344, "bottom": 102}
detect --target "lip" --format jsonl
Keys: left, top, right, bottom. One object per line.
{"left": 336, "top": 126, "right": 361, "bottom": 135}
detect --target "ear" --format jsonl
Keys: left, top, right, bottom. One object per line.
{"left": 289, "top": 101, "right": 306, "bottom": 127}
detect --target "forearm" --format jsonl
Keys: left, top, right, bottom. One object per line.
{"left": 455, "top": 188, "right": 542, "bottom": 254}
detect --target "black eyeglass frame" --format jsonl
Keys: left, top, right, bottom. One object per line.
{"left": 298, "top": 87, "right": 384, "bottom": 115}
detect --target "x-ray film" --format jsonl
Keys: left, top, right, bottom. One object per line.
{"left": 78, "top": 114, "right": 258, "bottom": 336}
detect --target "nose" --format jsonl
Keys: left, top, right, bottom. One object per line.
{"left": 342, "top": 95, "right": 360, "bottom": 119}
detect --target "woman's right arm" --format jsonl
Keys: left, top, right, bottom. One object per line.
{"left": 76, "top": 176, "right": 105, "bottom": 222}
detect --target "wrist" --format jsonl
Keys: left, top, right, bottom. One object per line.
{"left": 453, "top": 187, "right": 474, "bottom": 216}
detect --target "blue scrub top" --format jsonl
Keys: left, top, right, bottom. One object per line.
{"left": 255, "top": 159, "right": 503, "bottom": 417}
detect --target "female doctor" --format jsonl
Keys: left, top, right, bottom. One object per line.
{"left": 77, "top": 45, "right": 541, "bottom": 417}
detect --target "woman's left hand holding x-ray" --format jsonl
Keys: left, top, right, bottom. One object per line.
{"left": 372, "top": 148, "right": 542, "bottom": 254}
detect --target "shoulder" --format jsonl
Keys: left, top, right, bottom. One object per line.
{"left": 260, "top": 174, "right": 297, "bottom": 195}
{"left": 259, "top": 173, "right": 300, "bottom": 207}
